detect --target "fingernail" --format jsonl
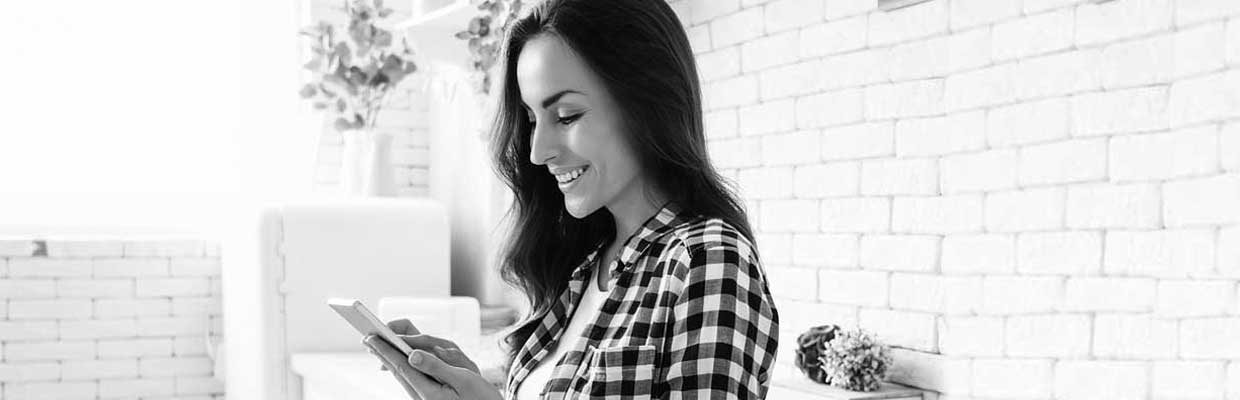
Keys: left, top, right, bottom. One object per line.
{"left": 409, "top": 351, "right": 423, "bottom": 365}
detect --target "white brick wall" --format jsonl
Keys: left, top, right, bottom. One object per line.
{"left": 0, "top": 238, "right": 223, "bottom": 399}
{"left": 678, "top": 0, "right": 1240, "bottom": 395}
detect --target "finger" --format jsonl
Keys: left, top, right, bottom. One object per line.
{"left": 365, "top": 336, "right": 409, "bottom": 371}
{"left": 407, "top": 349, "right": 470, "bottom": 388}
{"left": 397, "top": 334, "right": 458, "bottom": 353}
{"left": 387, "top": 368, "right": 422, "bottom": 399}
{"left": 386, "top": 319, "right": 420, "bottom": 335}
{"left": 434, "top": 345, "right": 480, "bottom": 374}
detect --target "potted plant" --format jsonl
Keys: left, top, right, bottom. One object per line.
{"left": 300, "top": 0, "right": 418, "bottom": 196}
{"left": 455, "top": 0, "right": 525, "bottom": 95}
{"left": 795, "top": 325, "right": 893, "bottom": 392}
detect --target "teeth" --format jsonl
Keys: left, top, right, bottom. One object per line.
{"left": 554, "top": 166, "right": 587, "bottom": 184}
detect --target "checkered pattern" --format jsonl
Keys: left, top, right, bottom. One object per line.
{"left": 504, "top": 201, "right": 780, "bottom": 399}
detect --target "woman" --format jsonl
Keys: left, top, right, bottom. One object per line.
{"left": 363, "top": 0, "right": 779, "bottom": 398}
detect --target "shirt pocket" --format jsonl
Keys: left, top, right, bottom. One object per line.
{"left": 575, "top": 344, "right": 658, "bottom": 400}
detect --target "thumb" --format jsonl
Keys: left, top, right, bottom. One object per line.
{"left": 407, "top": 349, "right": 469, "bottom": 387}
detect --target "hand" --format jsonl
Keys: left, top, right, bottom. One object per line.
{"left": 364, "top": 335, "right": 502, "bottom": 400}
{"left": 383, "top": 319, "right": 480, "bottom": 375}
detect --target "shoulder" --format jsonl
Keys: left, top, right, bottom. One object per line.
{"left": 658, "top": 216, "right": 762, "bottom": 281}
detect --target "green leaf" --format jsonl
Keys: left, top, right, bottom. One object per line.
{"left": 454, "top": 30, "right": 473, "bottom": 40}
{"left": 334, "top": 117, "right": 353, "bottom": 131}
{"left": 299, "top": 83, "right": 318, "bottom": 98}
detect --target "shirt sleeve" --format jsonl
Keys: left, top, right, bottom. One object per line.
{"left": 661, "top": 243, "right": 780, "bottom": 400}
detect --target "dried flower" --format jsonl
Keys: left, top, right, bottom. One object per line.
{"left": 794, "top": 325, "right": 893, "bottom": 392}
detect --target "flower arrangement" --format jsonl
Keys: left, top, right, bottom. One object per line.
{"left": 794, "top": 325, "right": 893, "bottom": 392}
{"left": 299, "top": 0, "right": 419, "bottom": 132}
{"left": 454, "top": 0, "right": 525, "bottom": 94}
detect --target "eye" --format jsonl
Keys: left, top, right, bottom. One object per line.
{"left": 557, "top": 113, "right": 583, "bottom": 125}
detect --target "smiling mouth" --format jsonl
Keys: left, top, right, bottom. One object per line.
{"left": 555, "top": 165, "right": 589, "bottom": 186}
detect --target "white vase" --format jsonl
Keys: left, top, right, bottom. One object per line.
{"left": 340, "top": 130, "right": 368, "bottom": 195}
{"left": 362, "top": 132, "right": 396, "bottom": 197}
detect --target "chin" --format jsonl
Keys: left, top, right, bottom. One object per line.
{"left": 563, "top": 197, "right": 597, "bottom": 219}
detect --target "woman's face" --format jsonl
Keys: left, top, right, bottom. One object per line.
{"left": 517, "top": 34, "right": 646, "bottom": 219}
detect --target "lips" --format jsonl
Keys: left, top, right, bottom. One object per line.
{"left": 554, "top": 165, "right": 589, "bottom": 187}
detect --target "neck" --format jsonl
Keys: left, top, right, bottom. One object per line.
{"left": 606, "top": 179, "right": 666, "bottom": 245}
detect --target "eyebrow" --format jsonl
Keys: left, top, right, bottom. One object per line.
{"left": 527, "top": 89, "right": 584, "bottom": 111}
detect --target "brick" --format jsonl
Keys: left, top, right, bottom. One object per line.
{"left": 937, "top": 316, "right": 1003, "bottom": 356}
{"left": 99, "top": 378, "right": 176, "bottom": 398}
{"left": 1230, "top": 18, "right": 1240, "bottom": 67}
{"left": 759, "top": 60, "right": 824, "bottom": 100}
{"left": 175, "top": 336, "right": 210, "bottom": 357}
{"left": 791, "top": 233, "right": 857, "bottom": 268}
{"left": 800, "top": 15, "right": 867, "bottom": 59}
{"left": 0, "top": 321, "right": 57, "bottom": 341}
{"left": 766, "top": 266, "right": 817, "bottom": 301}
{"left": 886, "top": 349, "right": 971, "bottom": 395}
{"left": 0, "top": 239, "right": 36, "bottom": 256}
{"left": 1174, "top": 22, "right": 1227, "bottom": 78}
{"left": 737, "top": 167, "right": 793, "bottom": 200}
{"left": 1071, "top": 87, "right": 1169, "bottom": 136}
{"left": 704, "top": 75, "right": 758, "bottom": 110}
{"left": 950, "top": 0, "right": 1021, "bottom": 31}
{"left": 819, "top": 49, "right": 889, "bottom": 91}
{"left": 137, "top": 278, "right": 210, "bottom": 297}
{"left": 687, "top": 24, "right": 710, "bottom": 54}
{"left": 708, "top": 137, "right": 761, "bottom": 168}
{"left": 981, "top": 276, "right": 1063, "bottom": 314}
{"left": 761, "top": 130, "right": 820, "bottom": 165}
{"left": 173, "top": 297, "right": 221, "bottom": 316}
{"left": 823, "top": 0, "right": 876, "bottom": 20}
{"left": 140, "top": 357, "right": 214, "bottom": 377}
{"left": 1013, "top": 49, "right": 1103, "bottom": 100}
{"left": 45, "top": 240, "right": 123, "bottom": 257}
{"left": 820, "top": 198, "right": 890, "bottom": 232}
{"left": 1157, "top": 280, "right": 1237, "bottom": 317}
{"left": 944, "top": 63, "right": 1016, "bottom": 112}
{"left": 741, "top": 31, "right": 798, "bottom": 73}
{"left": 972, "top": 359, "right": 1054, "bottom": 399}
{"left": 760, "top": 200, "right": 818, "bottom": 232}
{"left": 98, "top": 338, "right": 174, "bottom": 358}
{"left": 1181, "top": 317, "right": 1240, "bottom": 358}
{"left": 1176, "top": 0, "right": 1240, "bottom": 26}
{"left": 0, "top": 361, "right": 60, "bottom": 383}
{"left": 96, "top": 298, "right": 171, "bottom": 318}
{"left": 9, "top": 299, "right": 92, "bottom": 319}
{"left": 987, "top": 98, "right": 1071, "bottom": 147}
{"left": 1067, "top": 183, "right": 1161, "bottom": 229}
{"left": 818, "top": 270, "right": 887, "bottom": 306}
{"left": 1093, "top": 314, "right": 1177, "bottom": 359}
{"left": 0, "top": 279, "right": 56, "bottom": 299}
{"left": 687, "top": 0, "right": 740, "bottom": 25}
{"left": 1228, "top": 362, "right": 1240, "bottom": 400}
{"left": 940, "top": 277, "right": 984, "bottom": 315}
{"left": 1055, "top": 361, "right": 1151, "bottom": 400}
{"left": 945, "top": 27, "right": 991, "bottom": 74}
{"left": 136, "top": 316, "right": 209, "bottom": 337}
{"left": 1063, "top": 277, "right": 1156, "bottom": 312}
{"left": 1163, "top": 174, "right": 1240, "bottom": 227}
{"left": 1222, "top": 225, "right": 1240, "bottom": 278}
{"left": 763, "top": 0, "right": 822, "bottom": 33}
{"left": 8, "top": 258, "right": 91, "bottom": 277}
{"left": 1105, "top": 229, "right": 1216, "bottom": 277}
{"left": 892, "top": 195, "right": 984, "bottom": 234}
{"left": 703, "top": 108, "right": 737, "bottom": 140}
{"left": 888, "top": 36, "right": 948, "bottom": 81}
{"left": 865, "top": 79, "right": 944, "bottom": 119}
{"left": 867, "top": 0, "right": 948, "bottom": 46}
{"left": 795, "top": 88, "right": 865, "bottom": 128}
{"left": 57, "top": 278, "right": 133, "bottom": 298}
{"left": 62, "top": 359, "right": 139, "bottom": 380}
{"left": 1153, "top": 361, "right": 1226, "bottom": 399}
{"left": 1114, "top": 127, "right": 1220, "bottom": 182}
{"left": 60, "top": 318, "right": 140, "bottom": 339}
{"left": 792, "top": 162, "right": 859, "bottom": 198}
{"left": 1075, "top": 0, "right": 1174, "bottom": 46}
{"left": 992, "top": 8, "right": 1074, "bottom": 62}
{"left": 170, "top": 258, "right": 221, "bottom": 277}
{"left": 1016, "top": 231, "right": 1102, "bottom": 275}
{"left": 858, "top": 308, "right": 936, "bottom": 352}
{"left": 710, "top": 7, "right": 763, "bottom": 48}
{"left": 3, "top": 382, "right": 97, "bottom": 399}
{"left": 860, "top": 235, "right": 938, "bottom": 272}
{"left": 1224, "top": 123, "right": 1240, "bottom": 172}
{"left": 941, "top": 234, "right": 1016, "bottom": 275}
{"left": 940, "top": 149, "right": 1018, "bottom": 194}
{"left": 123, "top": 240, "right": 207, "bottom": 257}
{"left": 1007, "top": 314, "right": 1091, "bottom": 357}
{"left": 985, "top": 188, "right": 1066, "bottom": 232}
{"left": 176, "top": 377, "right": 225, "bottom": 395}
{"left": 757, "top": 233, "right": 791, "bottom": 265}
{"left": 696, "top": 46, "right": 740, "bottom": 82}
{"left": 93, "top": 258, "right": 170, "bottom": 277}
{"left": 820, "top": 122, "right": 894, "bottom": 161}
{"left": 894, "top": 111, "right": 986, "bottom": 157}
{"left": 4, "top": 341, "right": 95, "bottom": 361}
{"left": 860, "top": 158, "right": 938, "bottom": 196}
{"left": 1018, "top": 138, "right": 1108, "bottom": 186}
{"left": 1025, "top": 0, "right": 1084, "bottom": 14}
{"left": 1169, "top": 70, "right": 1240, "bottom": 128}
{"left": 738, "top": 99, "right": 794, "bottom": 137}
{"left": 889, "top": 273, "right": 943, "bottom": 313}
{"left": 1098, "top": 35, "right": 1174, "bottom": 89}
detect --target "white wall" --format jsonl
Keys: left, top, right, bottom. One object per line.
{"left": 671, "top": 0, "right": 1240, "bottom": 398}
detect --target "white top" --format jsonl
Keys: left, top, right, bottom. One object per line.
{"left": 515, "top": 266, "right": 609, "bottom": 400}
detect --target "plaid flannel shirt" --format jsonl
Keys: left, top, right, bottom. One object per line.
{"left": 504, "top": 201, "right": 780, "bottom": 400}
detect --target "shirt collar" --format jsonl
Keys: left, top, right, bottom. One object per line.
{"left": 568, "top": 200, "right": 690, "bottom": 281}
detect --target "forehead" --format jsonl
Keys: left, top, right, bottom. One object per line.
{"left": 516, "top": 34, "right": 595, "bottom": 107}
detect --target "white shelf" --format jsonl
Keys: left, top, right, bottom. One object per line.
{"left": 396, "top": 0, "right": 475, "bottom": 30}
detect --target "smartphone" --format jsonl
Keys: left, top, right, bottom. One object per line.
{"left": 327, "top": 297, "right": 418, "bottom": 356}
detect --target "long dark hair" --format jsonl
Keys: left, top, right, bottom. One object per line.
{"left": 489, "top": 0, "right": 754, "bottom": 365}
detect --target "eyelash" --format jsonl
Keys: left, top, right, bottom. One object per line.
{"left": 528, "top": 113, "right": 583, "bottom": 126}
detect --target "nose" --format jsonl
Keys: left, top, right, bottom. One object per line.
{"left": 528, "top": 120, "right": 559, "bottom": 166}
